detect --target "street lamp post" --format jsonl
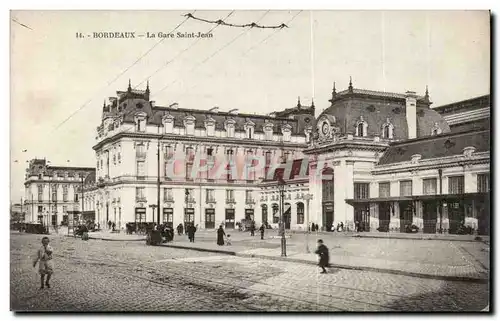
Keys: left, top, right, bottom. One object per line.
{"left": 303, "top": 194, "right": 313, "bottom": 253}
{"left": 277, "top": 177, "right": 286, "bottom": 257}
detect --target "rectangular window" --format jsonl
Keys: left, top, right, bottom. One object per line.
{"left": 136, "top": 161, "right": 146, "bottom": 178}
{"left": 272, "top": 205, "right": 279, "bottom": 223}
{"left": 477, "top": 173, "right": 490, "bottom": 193}
{"left": 136, "top": 143, "right": 146, "bottom": 158}
{"left": 226, "top": 149, "right": 234, "bottom": 181}
{"left": 354, "top": 183, "right": 370, "bottom": 199}
{"left": 245, "top": 190, "right": 253, "bottom": 203}
{"left": 422, "top": 178, "right": 437, "bottom": 195}
{"left": 63, "top": 206, "right": 67, "bottom": 213}
{"left": 378, "top": 182, "right": 390, "bottom": 198}
{"left": 135, "top": 208, "right": 147, "bottom": 222}
{"left": 185, "top": 188, "right": 195, "bottom": 203}
{"left": 245, "top": 151, "right": 256, "bottom": 181}
{"left": 226, "top": 189, "right": 234, "bottom": 202}
{"left": 265, "top": 151, "right": 272, "bottom": 178}
{"left": 185, "top": 147, "right": 194, "bottom": 181}
{"left": 136, "top": 187, "right": 145, "bottom": 201}
{"left": 265, "top": 129, "right": 273, "bottom": 141}
{"left": 51, "top": 186, "right": 57, "bottom": 202}
{"left": 206, "top": 189, "right": 215, "bottom": 203}
{"left": 37, "top": 185, "right": 43, "bottom": 202}
{"left": 63, "top": 185, "right": 68, "bottom": 202}
{"left": 164, "top": 188, "right": 173, "bottom": 202}
{"left": 448, "top": 176, "right": 465, "bottom": 194}
{"left": 184, "top": 208, "right": 195, "bottom": 225}
{"left": 38, "top": 206, "right": 43, "bottom": 213}
{"left": 399, "top": 180, "right": 413, "bottom": 196}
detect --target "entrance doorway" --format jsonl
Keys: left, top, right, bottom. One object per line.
{"left": 378, "top": 202, "right": 391, "bottom": 231}
{"left": 322, "top": 202, "right": 334, "bottom": 231}
{"left": 261, "top": 204, "right": 268, "bottom": 225}
{"left": 399, "top": 201, "right": 413, "bottom": 232}
{"left": 205, "top": 209, "right": 215, "bottom": 229}
{"left": 225, "top": 209, "right": 235, "bottom": 229}
{"left": 184, "top": 208, "right": 195, "bottom": 228}
{"left": 422, "top": 201, "right": 437, "bottom": 234}
{"left": 447, "top": 201, "right": 464, "bottom": 234}
{"left": 245, "top": 209, "right": 254, "bottom": 221}
{"left": 354, "top": 204, "right": 370, "bottom": 232}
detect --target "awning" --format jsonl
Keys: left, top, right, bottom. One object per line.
{"left": 345, "top": 192, "right": 489, "bottom": 206}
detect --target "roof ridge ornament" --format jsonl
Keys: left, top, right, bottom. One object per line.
{"left": 297, "top": 96, "right": 301, "bottom": 108}
{"left": 348, "top": 76, "right": 354, "bottom": 93}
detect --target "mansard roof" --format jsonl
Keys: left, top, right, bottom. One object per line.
{"left": 377, "top": 130, "right": 490, "bottom": 165}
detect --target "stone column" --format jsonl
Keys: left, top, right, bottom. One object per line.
{"left": 308, "top": 162, "right": 322, "bottom": 228}
{"left": 334, "top": 160, "right": 354, "bottom": 231}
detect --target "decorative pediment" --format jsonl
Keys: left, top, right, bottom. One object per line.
{"left": 281, "top": 123, "right": 292, "bottom": 133}
{"left": 162, "top": 113, "right": 174, "bottom": 123}
{"left": 244, "top": 120, "right": 255, "bottom": 129}
{"left": 183, "top": 115, "right": 196, "bottom": 125}
{"left": 134, "top": 111, "right": 147, "bottom": 118}
{"left": 224, "top": 118, "right": 236, "bottom": 129}
{"left": 204, "top": 116, "right": 216, "bottom": 125}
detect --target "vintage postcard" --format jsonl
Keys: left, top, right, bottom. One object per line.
{"left": 10, "top": 10, "right": 490, "bottom": 312}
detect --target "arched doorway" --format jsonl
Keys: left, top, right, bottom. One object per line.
{"left": 271, "top": 203, "right": 279, "bottom": 225}
{"left": 296, "top": 202, "right": 305, "bottom": 225}
{"left": 322, "top": 167, "right": 334, "bottom": 231}
{"left": 261, "top": 204, "right": 268, "bottom": 226}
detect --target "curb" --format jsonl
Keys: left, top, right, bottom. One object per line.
{"left": 160, "top": 243, "right": 488, "bottom": 284}
{"left": 352, "top": 234, "right": 486, "bottom": 243}
{"left": 64, "top": 235, "right": 146, "bottom": 242}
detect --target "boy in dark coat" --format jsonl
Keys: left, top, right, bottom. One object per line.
{"left": 315, "top": 239, "right": 329, "bottom": 274}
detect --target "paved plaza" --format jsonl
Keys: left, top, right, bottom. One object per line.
{"left": 10, "top": 232, "right": 489, "bottom": 312}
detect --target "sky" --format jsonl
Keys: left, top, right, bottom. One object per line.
{"left": 9, "top": 10, "right": 490, "bottom": 202}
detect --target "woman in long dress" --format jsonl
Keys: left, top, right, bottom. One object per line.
{"left": 216, "top": 225, "right": 225, "bottom": 246}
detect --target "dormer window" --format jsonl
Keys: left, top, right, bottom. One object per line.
{"left": 225, "top": 119, "right": 236, "bottom": 138}
{"left": 244, "top": 120, "right": 255, "bottom": 140}
{"left": 136, "top": 119, "right": 145, "bottom": 132}
{"left": 162, "top": 113, "right": 174, "bottom": 134}
{"left": 264, "top": 122, "right": 274, "bottom": 141}
{"left": 356, "top": 117, "right": 368, "bottom": 137}
{"left": 281, "top": 124, "right": 292, "bottom": 142}
{"left": 382, "top": 119, "right": 394, "bottom": 139}
{"left": 431, "top": 122, "right": 442, "bottom": 136}
{"left": 205, "top": 117, "right": 216, "bottom": 137}
{"left": 183, "top": 115, "right": 196, "bottom": 136}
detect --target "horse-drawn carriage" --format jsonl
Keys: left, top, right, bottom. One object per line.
{"left": 146, "top": 224, "right": 175, "bottom": 246}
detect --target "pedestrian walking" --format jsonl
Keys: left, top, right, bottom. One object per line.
{"left": 177, "top": 223, "right": 183, "bottom": 235}
{"left": 314, "top": 239, "right": 330, "bottom": 274}
{"left": 259, "top": 224, "right": 265, "bottom": 240}
{"left": 112, "top": 222, "right": 116, "bottom": 231}
{"left": 217, "top": 225, "right": 225, "bottom": 246}
{"left": 250, "top": 221, "right": 255, "bottom": 236}
{"left": 188, "top": 223, "right": 197, "bottom": 243}
{"left": 32, "top": 236, "right": 54, "bottom": 289}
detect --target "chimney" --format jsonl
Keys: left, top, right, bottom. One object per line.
{"left": 405, "top": 91, "right": 417, "bottom": 139}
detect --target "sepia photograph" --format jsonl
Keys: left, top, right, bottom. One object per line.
{"left": 9, "top": 8, "right": 491, "bottom": 312}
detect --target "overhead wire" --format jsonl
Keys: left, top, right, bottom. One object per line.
{"left": 133, "top": 11, "right": 235, "bottom": 90}
{"left": 154, "top": 10, "right": 271, "bottom": 98}
{"left": 169, "top": 10, "right": 304, "bottom": 104}
{"left": 49, "top": 11, "right": 195, "bottom": 134}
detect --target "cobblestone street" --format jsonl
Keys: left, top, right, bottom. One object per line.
{"left": 11, "top": 233, "right": 489, "bottom": 312}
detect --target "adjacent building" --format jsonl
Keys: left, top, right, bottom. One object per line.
{"left": 24, "top": 159, "right": 95, "bottom": 227}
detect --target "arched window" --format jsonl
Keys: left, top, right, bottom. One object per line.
{"left": 382, "top": 123, "right": 394, "bottom": 139}
{"left": 383, "top": 125, "right": 390, "bottom": 138}
{"left": 431, "top": 123, "right": 442, "bottom": 136}
{"left": 297, "top": 202, "right": 304, "bottom": 224}
{"left": 357, "top": 123, "right": 364, "bottom": 137}
{"left": 272, "top": 203, "right": 279, "bottom": 223}
{"left": 356, "top": 119, "right": 368, "bottom": 137}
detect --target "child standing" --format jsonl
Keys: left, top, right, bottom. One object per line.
{"left": 32, "top": 236, "right": 54, "bottom": 289}
{"left": 315, "top": 239, "right": 330, "bottom": 274}
{"left": 225, "top": 234, "right": 232, "bottom": 246}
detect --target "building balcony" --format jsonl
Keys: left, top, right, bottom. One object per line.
{"left": 245, "top": 199, "right": 256, "bottom": 205}
{"left": 136, "top": 175, "right": 146, "bottom": 181}
{"left": 206, "top": 198, "right": 216, "bottom": 204}
{"left": 164, "top": 197, "right": 174, "bottom": 203}
{"left": 226, "top": 199, "right": 236, "bottom": 204}
{"left": 185, "top": 197, "right": 196, "bottom": 204}
{"left": 135, "top": 197, "right": 147, "bottom": 203}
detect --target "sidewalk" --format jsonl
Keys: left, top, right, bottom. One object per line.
{"left": 159, "top": 230, "right": 489, "bottom": 283}
{"left": 86, "top": 231, "right": 146, "bottom": 241}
